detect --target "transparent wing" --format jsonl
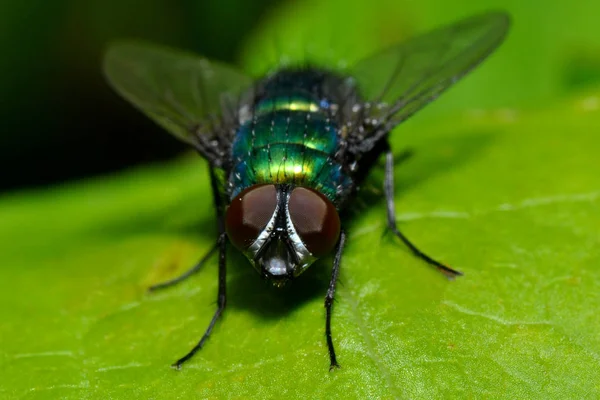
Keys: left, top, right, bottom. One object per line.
{"left": 349, "top": 11, "right": 510, "bottom": 131}
{"left": 103, "top": 41, "right": 253, "bottom": 147}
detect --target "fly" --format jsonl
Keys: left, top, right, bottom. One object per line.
{"left": 103, "top": 11, "right": 510, "bottom": 370}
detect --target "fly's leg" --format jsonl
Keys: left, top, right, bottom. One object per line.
{"left": 172, "top": 231, "right": 227, "bottom": 369}
{"left": 384, "top": 147, "right": 462, "bottom": 278}
{"left": 149, "top": 165, "right": 226, "bottom": 292}
{"left": 325, "top": 230, "right": 346, "bottom": 370}
{"left": 170, "top": 167, "right": 229, "bottom": 369}
{"left": 148, "top": 244, "right": 218, "bottom": 292}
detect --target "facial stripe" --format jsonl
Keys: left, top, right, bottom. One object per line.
{"left": 243, "top": 185, "right": 317, "bottom": 277}
{"left": 283, "top": 189, "right": 317, "bottom": 275}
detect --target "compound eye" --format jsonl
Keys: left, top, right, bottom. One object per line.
{"left": 226, "top": 184, "right": 277, "bottom": 250}
{"left": 288, "top": 187, "right": 340, "bottom": 257}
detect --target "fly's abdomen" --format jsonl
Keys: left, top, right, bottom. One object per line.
{"left": 230, "top": 94, "right": 351, "bottom": 203}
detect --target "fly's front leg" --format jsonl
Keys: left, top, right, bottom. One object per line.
{"left": 172, "top": 166, "right": 230, "bottom": 369}
{"left": 149, "top": 166, "right": 226, "bottom": 292}
{"left": 324, "top": 230, "right": 346, "bottom": 370}
{"left": 172, "top": 231, "right": 227, "bottom": 369}
{"left": 384, "top": 146, "right": 462, "bottom": 278}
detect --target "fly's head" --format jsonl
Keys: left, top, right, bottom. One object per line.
{"left": 225, "top": 184, "right": 340, "bottom": 287}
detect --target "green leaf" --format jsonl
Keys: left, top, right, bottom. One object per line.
{"left": 2, "top": 87, "right": 600, "bottom": 397}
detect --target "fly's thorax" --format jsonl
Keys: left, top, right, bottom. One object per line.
{"left": 229, "top": 90, "right": 353, "bottom": 204}
{"left": 225, "top": 184, "right": 340, "bottom": 285}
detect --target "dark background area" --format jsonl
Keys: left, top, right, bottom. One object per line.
{"left": 0, "top": 0, "right": 279, "bottom": 192}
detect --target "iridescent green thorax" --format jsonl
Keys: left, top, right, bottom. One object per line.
{"left": 229, "top": 70, "right": 352, "bottom": 205}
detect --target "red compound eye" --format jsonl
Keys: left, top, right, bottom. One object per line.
{"left": 226, "top": 184, "right": 277, "bottom": 250}
{"left": 287, "top": 187, "right": 340, "bottom": 257}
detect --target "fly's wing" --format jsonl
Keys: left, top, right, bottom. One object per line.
{"left": 347, "top": 11, "right": 510, "bottom": 144}
{"left": 103, "top": 41, "right": 253, "bottom": 163}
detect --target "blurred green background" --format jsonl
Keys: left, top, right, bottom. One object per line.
{"left": 2, "top": 0, "right": 599, "bottom": 192}
{"left": 2, "top": 0, "right": 600, "bottom": 398}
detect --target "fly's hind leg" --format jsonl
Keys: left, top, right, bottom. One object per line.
{"left": 383, "top": 146, "right": 462, "bottom": 278}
